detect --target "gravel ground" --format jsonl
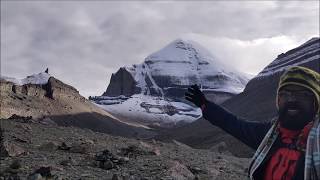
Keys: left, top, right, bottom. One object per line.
{"left": 0, "top": 118, "right": 250, "bottom": 180}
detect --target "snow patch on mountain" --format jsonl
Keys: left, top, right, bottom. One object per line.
{"left": 1, "top": 72, "right": 51, "bottom": 85}
{"left": 94, "top": 94, "right": 202, "bottom": 127}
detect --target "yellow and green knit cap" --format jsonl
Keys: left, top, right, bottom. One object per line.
{"left": 277, "top": 66, "right": 320, "bottom": 114}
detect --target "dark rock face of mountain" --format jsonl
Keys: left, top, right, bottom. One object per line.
{"left": 102, "top": 68, "right": 139, "bottom": 97}
{"left": 44, "top": 77, "right": 85, "bottom": 101}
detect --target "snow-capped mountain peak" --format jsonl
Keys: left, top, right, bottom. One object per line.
{"left": 145, "top": 39, "right": 218, "bottom": 66}
{"left": 122, "top": 39, "right": 250, "bottom": 97}
{"left": 144, "top": 39, "right": 228, "bottom": 76}
{"left": 94, "top": 39, "right": 251, "bottom": 127}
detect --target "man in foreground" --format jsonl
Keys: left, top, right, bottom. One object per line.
{"left": 185, "top": 66, "right": 319, "bottom": 180}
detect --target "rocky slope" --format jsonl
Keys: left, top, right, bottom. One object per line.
{"left": 0, "top": 117, "right": 250, "bottom": 180}
{"left": 1, "top": 74, "right": 86, "bottom": 119}
{"left": 156, "top": 37, "right": 320, "bottom": 157}
{"left": 0, "top": 71, "right": 155, "bottom": 138}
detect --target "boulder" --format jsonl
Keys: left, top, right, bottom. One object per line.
{"left": 38, "top": 141, "right": 59, "bottom": 152}
{"left": 27, "top": 173, "right": 43, "bottom": 180}
{"left": 58, "top": 142, "right": 71, "bottom": 151}
{"left": 15, "top": 124, "right": 32, "bottom": 132}
{"left": 139, "top": 141, "right": 161, "bottom": 156}
{"left": 99, "top": 160, "right": 114, "bottom": 170}
{"left": 39, "top": 117, "right": 57, "bottom": 126}
{"left": 95, "top": 149, "right": 129, "bottom": 170}
{"left": 0, "top": 141, "right": 26, "bottom": 157}
{"left": 69, "top": 143, "right": 89, "bottom": 154}
{"left": 8, "top": 114, "right": 32, "bottom": 122}
{"left": 118, "top": 144, "right": 157, "bottom": 158}
{"left": 167, "top": 161, "right": 195, "bottom": 179}
{"left": 28, "top": 167, "right": 52, "bottom": 179}
{"left": 9, "top": 160, "right": 22, "bottom": 169}
{"left": 209, "top": 142, "right": 232, "bottom": 155}
{"left": 60, "top": 157, "right": 74, "bottom": 166}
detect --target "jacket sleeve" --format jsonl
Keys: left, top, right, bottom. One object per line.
{"left": 202, "top": 101, "right": 272, "bottom": 150}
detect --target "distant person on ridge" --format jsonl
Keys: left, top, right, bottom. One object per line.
{"left": 185, "top": 66, "right": 319, "bottom": 180}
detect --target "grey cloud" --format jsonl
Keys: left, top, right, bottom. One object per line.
{"left": 1, "top": 1, "right": 319, "bottom": 97}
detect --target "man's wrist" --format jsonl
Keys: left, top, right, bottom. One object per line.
{"left": 201, "top": 103, "right": 207, "bottom": 111}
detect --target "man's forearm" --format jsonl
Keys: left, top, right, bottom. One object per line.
{"left": 202, "top": 101, "right": 271, "bottom": 150}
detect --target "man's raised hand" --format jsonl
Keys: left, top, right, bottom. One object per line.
{"left": 185, "top": 84, "right": 208, "bottom": 108}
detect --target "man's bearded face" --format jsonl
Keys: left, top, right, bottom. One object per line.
{"left": 278, "top": 85, "right": 317, "bottom": 130}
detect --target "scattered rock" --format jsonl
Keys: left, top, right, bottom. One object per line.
{"left": 119, "top": 157, "right": 130, "bottom": 164}
{"left": 33, "top": 167, "right": 52, "bottom": 177}
{"left": 38, "top": 141, "right": 59, "bottom": 151}
{"left": 151, "top": 139, "right": 157, "bottom": 145}
{"left": 82, "top": 139, "right": 95, "bottom": 146}
{"left": 8, "top": 114, "right": 33, "bottom": 123}
{"left": 210, "top": 142, "right": 232, "bottom": 155}
{"left": 69, "top": 143, "right": 89, "bottom": 154}
{"left": 0, "top": 128, "right": 4, "bottom": 143}
{"left": 58, "top": 141, "right": 90, "bottom": 154}
{"left": 9, "top": 160, "right": 22, "bottom": 169}
{"left": 28, "top": 166, "right": 56, "bottom": 180}
{"left": 96, "top": 149, "right": 114, "bottom": 160}
{"left": 167, "top": 161, "right": 195, "bottom": 180}
{"left": 58, "top": 142, "right": 71, "bottom": 151}
{"left": 39, "top": 117, "right": 57, "bottom": 126}
{"left": 60, "top": 157, "right": 73, "bottom": 166}
{"left": 15, "top": 124, "right": 32, "bottom": 132}
{"left": 1, "top": 164, "right": 21, "bottom": 177}
{"left": 112, "top": 174, "right": 121, "bottom": 180}
{"left": 0, "top": 115, "right": 251, "bottom": 179}
{"left": 13, "top": 135, "right": 30, "bottom": 143}
{"left": 0, "top": 141, "right": 26, "bottom": 157}
{"left": 80, "top": 173, "right": 92, "bottom": 178}
{"left": 187, "top": 166, "right": 206, "bottom": 175}
{"left": 95, "top": 149, "right": 128, "bottom": 170}
{"left": 27, "top": 173, "right": 43, "bottom": 180}
{"left": 111, "top": 174, "right": 139, "bottom": 180}
{"left": 99, "top": 160, "right": 114, "bottom": 170}
{"left": 0, "top": 173, "right": 20, "bottom": 180}
{"left": 139, "top": 141, "right": 161, "bottom": 156}
{"left": 118, "top": 144, "right": 158, "bottom": 159}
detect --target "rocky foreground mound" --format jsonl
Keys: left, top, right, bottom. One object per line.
{"left": 0, "top": 74, "right": 157, "bottom": 138}
{"left": 0, "top": 75, "right": 105, "bottom": 119}
{"left": 0, "top": 117, "right": 250, "bottom": 180}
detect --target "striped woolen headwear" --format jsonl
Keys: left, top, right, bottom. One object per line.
{"left": 277, "top": 66, "right": 320, "bottom": 114}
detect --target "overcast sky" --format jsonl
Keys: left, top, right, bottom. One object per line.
{"left": 1, "top": 1, "right": 319, "bottom": 98}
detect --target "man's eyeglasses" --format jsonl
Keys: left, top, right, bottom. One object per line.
{"left": 278, "top": 90, "right": 314, "bottom": 100}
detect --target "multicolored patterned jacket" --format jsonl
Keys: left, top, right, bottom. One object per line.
{"left": 202, "top": 101, "right": 319, "bottom": 180}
